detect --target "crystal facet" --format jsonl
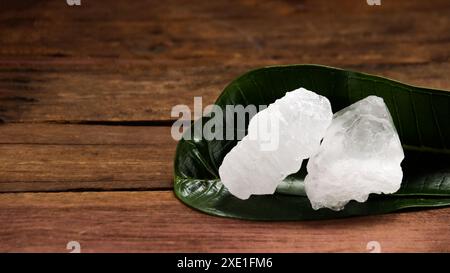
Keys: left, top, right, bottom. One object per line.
{"left": 305, "top": 96, "right": 404, "bottom": 211}
{"left": 219, "top": 88, "right": 333, "bottom": 200}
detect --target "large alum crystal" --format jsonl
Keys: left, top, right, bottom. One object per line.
{"left": 305, "top": 96, "right": 404, "bottom": 211}
{"left": 219, "top": 88, "right": 332, "bottom": 200}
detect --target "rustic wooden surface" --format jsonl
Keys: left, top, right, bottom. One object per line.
{"left": 0, "top": 0, "right": 449, "bottom": 252}
{"left": 1, "top": 191, "right": 449, "bottom": 252}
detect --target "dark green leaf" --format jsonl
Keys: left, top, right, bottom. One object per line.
{"left": 174, "top": 65, "right": 450, "bottom": 220}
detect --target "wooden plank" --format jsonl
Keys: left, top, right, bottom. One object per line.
{"left": 0, "top": 191, "right": 448, "bottom": 252}
{"left": 0, "top": 124, "right": 176, "bottom": 192}
{"left": 0, "top": 0, "right": 449, "bottom": 122}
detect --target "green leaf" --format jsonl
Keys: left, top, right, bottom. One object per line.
{"left": 174, "top": 65, "right": 450, "bottom": 220}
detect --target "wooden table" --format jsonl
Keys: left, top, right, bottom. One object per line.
{"left": 0, "top": 0, "right": 449, "bottom": 252}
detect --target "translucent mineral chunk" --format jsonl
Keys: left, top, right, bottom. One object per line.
{"left": 219, "top": 88, "right": 333, "bottom": 200}
{"left": 305, "top": 96, "right": 404, "bottom": 211}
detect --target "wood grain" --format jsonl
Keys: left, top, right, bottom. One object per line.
{"left": 0, "top": 191, "right": 448, "bottom": 253}
{"left": 0, "top": 0, "right": 449, "bottom": 122}
{"left": 0, "top": 0, "right": 449, "bottom": 253}
{"left": 0, "top": 124, "right": 176, "bottom": 192}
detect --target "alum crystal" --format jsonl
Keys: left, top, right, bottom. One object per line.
{"left": 219, "top": 88, "right": 332, "bottom": 200}
{"left": 305, "top": 96, "right": 404, "bottom": 211}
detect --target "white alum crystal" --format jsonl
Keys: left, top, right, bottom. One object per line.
{"left": 219, "top": 88, "right": 333, "bottom": 200}
{"left": 305, "top": 96, "right": 404, "bottom": 211}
